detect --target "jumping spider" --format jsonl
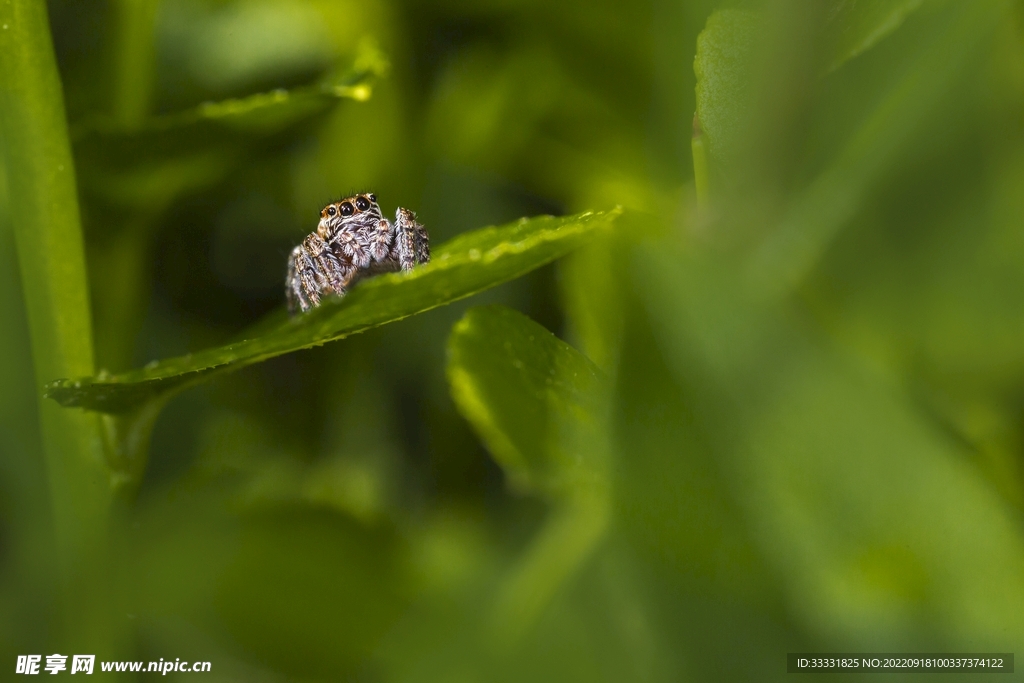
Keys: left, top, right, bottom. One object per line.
{"left": 286, "top": 193, "right": 430, "bottom": 314}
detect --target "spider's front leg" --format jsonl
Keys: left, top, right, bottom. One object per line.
{"left": 286, "top": 234, "right": 355, "bottom": 314}
{"left": 368, "top": 217, "right": 392, "bottom": 264}
{"left": 285, "top": 245, "right": 311, "bottom": 313}
{"left": 414, "top": 220, "right": 430, "bottom": 264}
{"left": 287, "top": 244, "right": 330, "bottom": 314}
{"left": 392, "top": 207, "right": 430, "bottom": 271}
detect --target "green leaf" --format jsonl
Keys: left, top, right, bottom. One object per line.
{"left": 445, "top": 305, "right": 611, "bottom": 646}
{"left": 695, "top": 0, "right": 930, "bottom": 167}
{"left": 612, "top": 282, "right": 800, "bottom": 669}
{"left": 634, "top": 235, "right": 1024, "bottom": 648}
{"left": 446, "top": 305, "right": 609, "bottom": 499}
{"left": 80, "top": 64, "right": 382, "bottom": 139}
{"left": 693, "top": 9, "right": 759, "bottom": 167}
{"left": 824, "top": 0, "right": 925, "bottom": 72}
{"left": 750, "top": 0, "right": 1005, "bottom": 294}
{"left": 73, "top": 43, "right": 387, "bottom": 210}
{"left": 45, "top": 208, "right": 621, "bottom": 414}
{"left": 78, "top": 40, "right": 386, "bottom": 137}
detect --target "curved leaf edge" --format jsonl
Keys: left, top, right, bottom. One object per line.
{"left": 71, "top": 44, "right": 388, "bottom": 139}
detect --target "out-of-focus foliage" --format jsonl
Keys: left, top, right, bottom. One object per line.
{"left": 2, "top": 0, "right": 1024, "bottom": 680}
{"left": 447, "top": 305, "right": 610, "bottom": 650}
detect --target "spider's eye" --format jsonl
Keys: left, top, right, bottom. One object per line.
{"left": 340, "top": 202, "right": 354, "bottom": 216}
{"left": 355, "top": 196, "right": 370, "bottom": 211}
{"left": 326, "top": 206, "right": 336, "bottom": 217}
{"left": 369, "top": 194, "right": 377, "bottom": 203}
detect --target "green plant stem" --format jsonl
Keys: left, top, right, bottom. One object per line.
{"left": 97, "top": 0, "right": 160, "bottom": 372}
{"left": 0, "top": 0, "right": 111, "bottom": 573}
{"left": 489, "top": 492, "right": 609, "bottom": 649}
{"left": 111, "top": 0, "right": 159, "bottom": 128}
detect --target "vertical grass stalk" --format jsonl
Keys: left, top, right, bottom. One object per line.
{"left": 0, "top": 0, "right": 111, "bottom": 574}
{"left": 112, "top": 0, "right": 159, "bottom": 128}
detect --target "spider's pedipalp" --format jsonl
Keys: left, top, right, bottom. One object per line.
{"left": 331, "top": 229, "right": 371, "bottom": 270}
{"left": 369, "top": 218, "right": 392, "bottom": 262}
{"left": 286, "top": 244, "right": 321, "bottom": 313}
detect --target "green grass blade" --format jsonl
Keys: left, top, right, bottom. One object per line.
{"left": 0, "top": 0, "right": 110, "bottom": 559}
{"left": 635, "top": 235, "right": 1024, "bottom": 648}
{"left": 45, "top": 208, "right": 621, "bottom": 413}
{"left": 694, "top": 1, "right": 1004, "bottom": 295}
{"left": 694, "top": 1, "right": 930, "bottom": 163}
{"left": 750, "top": 0, "right": 1005, "bottom": 293}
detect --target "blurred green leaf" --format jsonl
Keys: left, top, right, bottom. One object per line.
{"left": 79, "top": 55, "right": 383, "bottom": 137}
{"left": 692, "top": 0, "right": 1003, "bottom": 290}
{"left": 45, "top": 208, "right": 621, "bottom": 413}
{"left": 693, "top": 9, "right": 759, "bottom": 167}
{"left": 446, "top": 304, "right": 611, "bottom": 645}
{"left": 695, "top": 0, "right": 931, "bottom": 170}
{"left": 214, "top": 509, "right": 405, "bottom": 678}
{"left": 803, "top": 122, "right": 1024, "bottom": 510}
{"left": 746, "top": 0, "right": 1003, "bottom": 293}
{"left": 635, "top": 235, "right": 1024, "bottom": 649}
{"left": 824, "top": 0, "right": 924, "bottom": 72}
{"left": 447, "top": 305, "right": 608, "bottom": 499}
{"left": 612, "top": 299, "right": 802, "bottom": 679}
{"left": 158, "top": 0, "right": 343, "bottom": 94}
{"left": 73, "top": 43, "right": 387, "bottom": 210}
{"left": 738, "top": 348, "right": 1024, "bottom": 648}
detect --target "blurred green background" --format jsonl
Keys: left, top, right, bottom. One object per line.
{"left": 2, "top": 0, "right": 1024, "bottom": 680}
